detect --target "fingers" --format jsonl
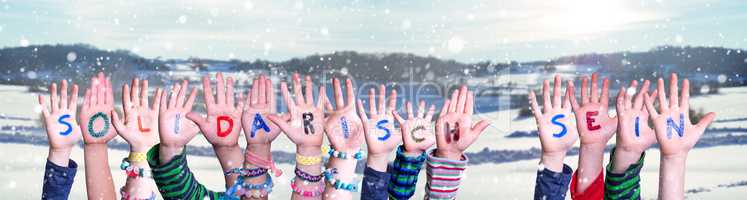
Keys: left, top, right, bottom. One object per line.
{"left": 257, "top": 76, "right": 266, "bottom": 105}
{"left": 60, "top": 80, "right": 69, "bottom": 110}
{"left": 406, "top": 101, "right": 414, "bottom": 119}
{"left": 439, "top": 99, "right": 450, "bottom": 118}
{"left": 356, "top": 99, "right": 368, "bottom": 120}
{"left": 69, "top": 84, "right": 79, "bottom": 110}
{"left": 600, "top": 77, "right": 610, "bottom": 107}
{"left": 304, "top": 75, "right": 313, "bottom": 105}
{"left": 226, "top": 76, "right": 236, "bottom": 107}
{"left": 122, "top": 84, "right": 131, "bottom": 110}
{"left": 280, "top": 82, "right": 293, "bottom": 110}
{"left": 159, "top": 88, "right": 168, "bottom": 113}
{"left": 216, "top": 72, "right": 226, "bottom": 105}
{"left": 316, "top": 83, "right": 327, "bottom": 109}
{"left": 643, "top": 92, "right": 659, "bottom": 118}
{"left": 267, "top": 114, "right": 291, "bottom": 134}
{"left": 471, "top": 120, "right": 490, "bottom": 136}
{"left": 185, "top": 112, "right": 206, "bottom": 126}
{"left": 634, "top": 80, "right": 650, "bottom": 110}
{"left": 625, "top": 80, "right": 638, "bottom": 109}
{"left": 132, "top": 78, "right": 140, "bottom": 107}
{"left": 581, "top": 76, "right": 589, "bottom": 104}
{"left": 377, "top": 85, "right": 385, "bottom": 113}
{"left": 84, "top": 88, "right": 92, "bottom": 109}
{"left": 695, "top": 112, "right": 716, "bottom": 131}
{"left": 368, "top": 88, "right": 376, "bottom": 115}
{"left": 267, "top": 78, "right": 276, "bottom": 112}
{"left": 542, "top": 80, "right": 551, "bottom": 113}
{"left": 111, "top": 109, "right": 127, "bottom": 135}
{"left": 669, "top": 73, "right": 679, "bottom": 109}
{"left": 417, "top": 100, "right": 426, "bottom": 119}
{"left": 169, "top": 84, "right": 179, "bottom": 109}
{"left": 552, "top": 75, "right": 561, "bottom": 107}
{"left": 105, "top": 78, "right": 114, "bottom": 106}
{"left": 590, "top": 73, "right": 599, "bottom": 103}
{"left": 657, "top": 78, "right": 669, "bottom": 112}
{"left": 95, "top": 73, "right": 105, "bottom": 106}
{"left": 141, "top": 79, "right": 149, "bottom": 109}
{"left": 38, "top": 95, "right": 50, "bottom": 117}
{"left": 392, "top": 109, "right": 404, "bottom": 125}
{"left": 202, "top": 75, "right": 215, "bottom": 105}
{"left": 466, "top": 91, "right": 474, "bottom": 115}
{"left": 567, "top": 81, "right": 579, "bottom": 110}
{"left": 176, "top": 80, "right": 188, "bottom": 108}
{"left": 184, "top": 87, "right": 198, "bottom": 110}
{"left": 529, "top": 91, "right": 542, "bottom": 118}
{"left": 333, "top": 78, "right": 344, "bottom": 109}
{"left": 456, "top": 86, "right": 468, "bottom": 113}
{"left": 50, "top": 82, "right": 59, "bottom": 113}
{"left": 345, "top": 79, "right": 355, "bottom": 108}
{"left": 449, "top": 89, "right": 458, "bottom": 113}
{"left": 681, "top": 79, "right": 690, "bottom": 112}
{"left": 616, "top": 86, "right": 626, "bottom": 112}
{"left": 152, "top": 88, "right": 163, "bottom": 112}
{"left": 387, "top": 89, "right": 397, "bottom": 113}
{"left": 251, "top": 78, "right": 259, "bottom": 105}
{"left": 425, "top": 104, "right": 436, "bottom": 120}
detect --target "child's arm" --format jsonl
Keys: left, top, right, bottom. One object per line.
{"left": 569, "top": 73, "right": 617, "bottom": 197}
{"left": 152, "top": 80, "right": 224, "bottom": 199}
{"left": 111, "top": 78, "right": 161, "bottom": 199}
{"left": 357, "top": 84, "right": 401, "bottom": 200}
{"left": 529, "top": 75, "right": 579, "bottom": 200}
{"left": 39, "top": 80, "right": 81, "bottom": 200}
{"left": 643, "top": 74, "right": 715, "bottom": 200}
{"left": 78, "top": 72, "right": 117, "bottom": 200}
{"left": 322, "top": 78, "right": 365, "bottom": 200}
{"left": 424, "top": 86, "right": 490, "bottom": 199}
{"left": 267, "top": 73, "right": 326, "bottom": 200}
{"left": 185, "top": 73, "right": 245, "bottom": 188}
{"left": 388, "top": 100, "right": 436, "bottom": 200}
{"left": 604, "top": 80, "right": 658, "bottom": 199}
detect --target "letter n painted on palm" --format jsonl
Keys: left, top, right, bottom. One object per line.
{"left": 666, "top": 113, "right": 685, "bottom": 139}
{"left": 551, "top": 114, "right": 567, "bottom": 138}
{"left": 217, "top": 116, "right": 233, "bottom": 137}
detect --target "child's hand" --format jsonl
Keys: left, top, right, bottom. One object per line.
{"left": 393, "top": 100, "right": 436, "bottom": 155}
{"left": 187, "top": 72, "right": 244, "bottom": 148}
{"left": 112, "top": 78, "right": 162, "bottom": 152}
{"left": 644, "top": 74, "right": 716, "bottom": 157}
{"left": 570, "top": 73, "right": 617, "bottom": 145}
{"left": 39, "top": 80, "right": 81, "bottom": 164}
{"left": 267, "top": 73, "right": 326, "bottom": 148}
{"left": 357, "top": 85, "right": 401, "bottom": 157}
{"left": 324, "top": 78, "right": 364, "bottom": 153}
{"left": 529, "top": 75, "right": 578, "bottom": 171}
{"left": 434, "top": 86, "right": 490, "bottom": 160}
{"left": 612, "top": 80, "right": 657, "bottom": 172}
{"left": 79, "top": 72, "right": 117, "bottom": 144}
{"left": 241, "top": 75, "right": 281, "bottom": 146}
{"left": 158, "top": 80, "right": 200, "bottom": 148}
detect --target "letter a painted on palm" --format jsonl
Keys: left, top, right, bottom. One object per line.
{"left": 250, "top": 113, "right": 271, "bottom": 138}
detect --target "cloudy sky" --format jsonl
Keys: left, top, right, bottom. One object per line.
{"left": 0, "top": 0, "right": 745, "bottom": 62}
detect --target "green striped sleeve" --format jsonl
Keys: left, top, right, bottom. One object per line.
{"left": 147, "top": 144, "right": 225, "bottom": 200}
{"left": 604, "top": 147, "right": 645, "bottom": 200}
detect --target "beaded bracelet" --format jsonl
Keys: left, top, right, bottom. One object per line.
{"left": 119, "top": 158, "right": 151, "bottom": 178}
{"left": 327, "top": 147, "right": 364, "bottom": 160}
{"left": 120, "top": 187, "right": 156, "bottom": 200}
{"left": 224, "top": 168, "right": 268, "bottom": 178}
{"left": 323, "top": 168, "right": 358, "bottom": 192}
{"left": 296, "top": 154, "right": 322, "bottom": 166}
{"left": 226, "top": 173, "right": 274, "bottom": 199}
{"left": 290, "top": 178, "right": 325, "bottom": 197}
{"left": 128, "top": 152, "right": 147, "bottom": 163}
{"left": 294, "top": 168, "right": 323, "bottom": 182}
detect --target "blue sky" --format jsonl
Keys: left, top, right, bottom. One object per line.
{"left": 0, "top": 0, "right": 745, "bottom": 62}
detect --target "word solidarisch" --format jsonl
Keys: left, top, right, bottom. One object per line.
{"left": 586, "top": 111, "right": 601, "bottom": 131}
{"left": 216, "top": 116, "right": 234, "bottom": 137}
{"left": 411, "top": 125, "right": 427, "bottom": 142}
{"left": 137, "top": 116, "right": 150, "bottom": 132}
{"left": 88, "top": 112, "right": 110, "bottom": 138}
{"left": 340, "top": 117, "right": 350, "bottom": 138}
{"left": 250, "top": 113, "right": 271, "bottom": 138}
{"left": 303, "top": 113, "right": 314, "bottom": 134}
{"left": 667, "top": 113, "right": 685, "bottom": 139}
{"left": 57, "top": 114, "right": 73, "bottom": 136}
{"left": 375, "top": 119, "right": 391, "bottom": 141}
{"left": 550, "top": 114, "right": 568, "bottom": 138}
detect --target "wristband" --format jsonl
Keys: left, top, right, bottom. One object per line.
{"left": 323, "top": 168, "right": 358, "bottom": 192}
{"left": 327, "top": 147, "right": 364, "bottom": 160}
{"left": 290, "top": 178, "right": 324, "bottom": 197}
{"left": 294, "top": 168, "right": 323, "bottom": 182}
{"left": 296, "top": 154, "right": 322, "bottom": 166}
{"left": 128, "top": 152, "right": 147, "bottom": 163}
{"left": 120, "top": 187, "right": 156, "bottom": 200}
{"left": 119, "top": 158, "right": 151, "bottom": 178}
{"left": 226, "top": 173, "right": 274, "bottom": 199}
{"left": 224, "top": 168, "right": 268, "bottom": 178}
{"left": 245, "top": 151, "right": 283, "bottom": 177}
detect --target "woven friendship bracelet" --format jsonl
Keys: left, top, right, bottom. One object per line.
{"left": 323, "top": 168, "right": 358, "bottom": 192}
{"left": 327, "top": 147, "right": 364, "bottom": 160}
{"left": 120, "top": 187, "right": 156, "bottom": 200}
{"left": 290, "top": 178, "right": 325, "bottom": 197}
{"left": 128, "top": 152, "right": 147, "bottom": 163}
{"left": 296, "top": 154, "right": 322, "bottom": 166}
{"left": 245, "top": 151, "right": 283, "bottom": 177}
{"left": 294, "top": 168, "right": 323, "bottom": 182}
{"left": 224, "top": 168, "right": 268, "bottom": 178}
{"left": 119, "top": 158, "right": 151, "bottom": 178}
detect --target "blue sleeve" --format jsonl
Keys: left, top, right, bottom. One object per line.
{"left": 361, "top": 166, "right": 391, "bottom": 200}
{"left": 42, "top": 159, "right": 78, "bottom": 200}
{"left": 534, "top": 164, "right": 572, "bottom": 200}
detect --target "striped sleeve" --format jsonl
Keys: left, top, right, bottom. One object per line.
{"left": 423, "top": 149, "right": 467, "bottom": 200}
{"left": 146, "top": 144, "right": 225, "bottom": 200}
{"left": 387, "top": 145, "right": 427, "bottom": 200}
{"left": 604, "top": 148, "right": 645, "bottom": 200}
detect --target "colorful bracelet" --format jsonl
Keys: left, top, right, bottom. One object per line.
{"left": 225, "top": 173, "right": 274, "bottom": 199}
{"left": 290, "top": 178, "right": 325, "bottom": 197}
{"left": 296, "top": 154, "right": 322, "bottom": 166}
{"left": 128, "top": 152, "right": 147, "bottom": 163}
{"left": 327, "top": 147, "right": 364, "bottom": 160}
{"left": 294, "top": 168, "right": 323, "bottom": 182}
{"left": 120, "top": 187, "right": 156, "bottom": 200}
{"left": 224, "top": 168, "right": 268, "bottom": 178}
{"left": 119, "top": 158, "right": 151, "bottom": 178}
{"left": 323, "top": 168, "right": 358, "bottom": 192}
{"left": 245, "top": 151, "right": 283, "bottom": 177}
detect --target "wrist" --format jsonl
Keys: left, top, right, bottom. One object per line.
{"left": 297, "top": 145, "right": 322, "bottom": 156}
{"left": 540, "top": 151, "right": 566, "bottom": 172}
{"left": 158, "top": 144, "right": 184, "bottom": 164}
{"left": 246, "top": 144, "right": 271, "bottom": 158}
{"left": 403, "top": 147, "right": 425, "bottom": 157}
{"left": 434, "top": 149, "right": 463, "bottom": 160}
{"left": 611, "top": 147, "right": 643, "bottom": 173}
{"left": 129, "top": 145, "right": 150, "bottom": 154}
{"left": 48, "top": 148, "right": 72, "bottom": 167}
{"left": 579, "top": 142, "right": 607, "bottom": 153}
{"left": 661, "top": 153, "right": 688, "bottom": 163}
{"left": 365, "top": 153, "right": 390, "bottom": 172}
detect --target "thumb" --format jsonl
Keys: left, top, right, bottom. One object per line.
{"left": 471, "top": 120, "right": 490, "bottom": 136}
{"left": 111, "top": 109, "right": 127, "bottom": 137}
{"left": 267, "top": 114, "right": 292, "bottom": 135}
{"left": 186, "top": 112, "right": 207, "bottom": 127}
{"left": 694, "top": 112, "right": 716, "bottom": 135}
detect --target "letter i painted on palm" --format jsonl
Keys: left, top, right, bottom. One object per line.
{"left": 634, "top": 116, "right": 641, "bottom": 138}
{"left": 340, "top": 116, "right": 350, "bottom": 138}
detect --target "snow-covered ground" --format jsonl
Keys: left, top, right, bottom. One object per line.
{"left": 1, "top": 84, "right": 746, "bottom": 199}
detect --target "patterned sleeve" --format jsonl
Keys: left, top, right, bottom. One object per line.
{"left": 533, "top": 164, "right": 572, "bottom": 200}
{"left": 388, "top": 145, "right": 426, "bottom": 200}
{"left": 42, "top": 159, "right": 78, "bottom": 200}
{"left": 146, "top": 144, "right": 224, "bottom": 200}
{"left": 604, "top": 149, "right": 645, "bottom": 200}
{"left": 423, "top": 149, "right": 467, "bottom": 200}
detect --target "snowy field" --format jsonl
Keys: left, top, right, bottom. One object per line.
{"left": 0, "top": 84, "right": 746, "bottom": 199}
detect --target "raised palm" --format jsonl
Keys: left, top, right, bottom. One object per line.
{"left": 242, "top": 75, "right": 281, "bottom": 144}
{"left": 187, "top": 73, "right": 244, "bottom": 147}
{"left": 393, "top": 100, "right": 436, "bottom": 154}
{"left": 324, "top": 78, "right": 364, "bottom": 152}
{"left": 79, "top": 72, "right": 118, "bottom": 144}
{"left": 39, "top": 80, "right": 81, "bottom": 150}
{"left": 570, "top": 73, "right": 617, "bottom": 145}
{"left": 112, "top": 78, "right": 161, "bottom": 152}
{"left": 357, "top": 85, "right": 401, "bottom": 155}
{"left": 267, "top": 73, "right": 326, "bottom": 147}
{"left": 529, "top": 75, "right": 578, "bottom": 155}
{"left": 434, "top": 86, "right": 490, "bottom": 159}
{"left": 158, "top": 80, "right": 200, "bottom": 147}
{"left": 644, "top": 74, "right": 715, "bottom": 157}
{"left": 615, "top": 80, "right": 657, "bottom": 153}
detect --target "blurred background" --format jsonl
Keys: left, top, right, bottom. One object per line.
{"left": 0, "top": 0, "right": 746, "bottom": 199}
